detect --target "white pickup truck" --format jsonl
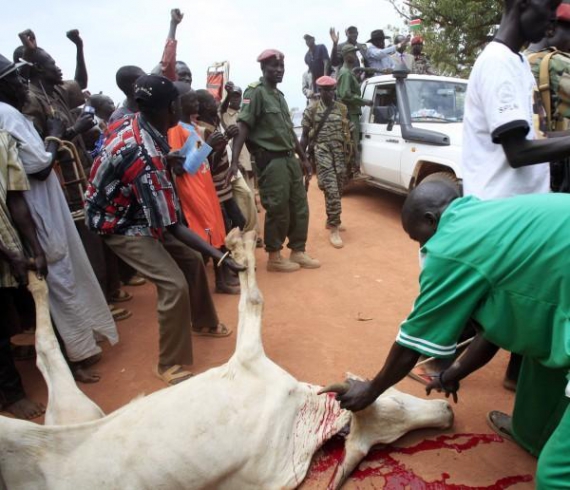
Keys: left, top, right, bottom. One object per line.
{"left": 359, "top": 72, "right": 467, "bottom": 193}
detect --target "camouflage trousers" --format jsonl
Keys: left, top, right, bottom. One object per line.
{"left": 314, "top": 141, "right": 346, "bottom": 227}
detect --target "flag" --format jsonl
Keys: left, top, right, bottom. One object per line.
{"left": 409, "top": 19, "right": 422, "bottom": 31}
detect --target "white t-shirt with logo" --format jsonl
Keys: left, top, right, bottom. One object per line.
{"left": 462, "top": 41, "right": 550, "bottom": 199}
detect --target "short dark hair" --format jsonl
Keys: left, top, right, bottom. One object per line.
{"left": 116, "top": 65, "right": 145, "bottom": 96}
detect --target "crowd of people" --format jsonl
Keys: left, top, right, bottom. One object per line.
{"left": 0, "top": 0, "right": 569, "bottom": 487}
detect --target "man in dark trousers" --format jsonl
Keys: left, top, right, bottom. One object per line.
{"left": 303, "top": 34, "right": 330, "bottom": 94}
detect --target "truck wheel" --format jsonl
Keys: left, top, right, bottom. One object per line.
{"left": 419, "top": 172, "right": 461, "bottom": 193}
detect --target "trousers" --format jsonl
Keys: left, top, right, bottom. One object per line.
{"left": 104, "top": 232, "right": 219, "bottom": 366}
{"left": 314, "top": 141, "right": 346, "bottom": 227}
{"left": 254, "top": 156, "right": 309, "bottom": 253}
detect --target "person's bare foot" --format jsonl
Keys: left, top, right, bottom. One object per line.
{"left": 3, "top": 397, "right": 45, "bottom": 420}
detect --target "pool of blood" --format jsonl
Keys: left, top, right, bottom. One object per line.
{"left": 308, "top": 433, "right": 533, "bottom": 489}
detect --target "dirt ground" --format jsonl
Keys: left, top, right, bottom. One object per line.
{"left": 13, "top": 182, "right": 535, "bottom": 489}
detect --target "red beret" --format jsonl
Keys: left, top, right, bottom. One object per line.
{"left": 411, "top": 36, "right": 424, "bottom": 45}
{"left": 257, "top": 49, "right": 285, "bottom": 62}
{"left": 316, "top": 76, "right": 337, "bottom": 88}
{"left": 557, "top": 3, "right": 570, "bottom": 22}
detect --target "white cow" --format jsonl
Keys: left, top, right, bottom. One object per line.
{"left": 0, "top": 230, "right": 453, "bottom": 489}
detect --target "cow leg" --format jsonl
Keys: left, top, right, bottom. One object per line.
{"left": 26, "top": 273, "right": 104, "bottom": 425}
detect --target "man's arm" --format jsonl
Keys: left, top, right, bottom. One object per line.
{"left": 66, "top": 30, "right": 88, "bottom": 89}
{"left": 500, "top": 126, "right": 570, "bottom": 168}
{"left": 30, "top": 118, "right": 66, "bottom": 181}
{"left": 161, "top": 9, "right": 183, "bottom": 81}
{"left": 325, "top": 342, "right": 420, "bottom": 412}
{"left": 168, "top": 222, "right": 244, "bottom": 272}
{"left": 230, "top": 121, "right": 250, "bottom": 175}
{"left": 337, "top": 72, "right": 371, "bottom": 108}
{"left": 329, "top": 29, "right": 341, "bottom": 67}
{"left": 6, "top": 191, "right": 47, "bottom": 278}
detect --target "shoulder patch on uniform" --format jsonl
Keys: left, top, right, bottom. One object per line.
{"left": 248, "top": 81, "right": 262, "bottom": 89}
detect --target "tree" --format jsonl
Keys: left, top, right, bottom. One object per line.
{"left": 388, "top": 0, "right": 502, "bottom": 77}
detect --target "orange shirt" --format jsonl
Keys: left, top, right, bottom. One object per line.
{"left": 168, "top": 123, "right": 226, "bottom": 248}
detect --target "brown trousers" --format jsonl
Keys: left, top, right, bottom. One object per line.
{"left": 103, "top": 232, "right": 219, "bottom": 366}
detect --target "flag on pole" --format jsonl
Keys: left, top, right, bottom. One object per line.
{"left": 409, "top": 19, "right": 422, "bottom": 31}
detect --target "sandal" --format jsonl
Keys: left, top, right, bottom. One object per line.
{"left": 154, "top": 365, "right": 194, "bottom": 385}
{"left": 10, "top": 344, "right": 36, "bottom": 361}
{"left": 486, "top": 410, "right": 514, "bottom": 442}
{"left": 193, "top": 323, "right": 233, "bottom": 338}
{"left": 109, "top": 305, "right": 133, "bottom": 321}
{"left": 110, "top": 289, "right": 133, "bottom": 303}
{"left": 125, "top": 276, "right": 146, "bottom": 287}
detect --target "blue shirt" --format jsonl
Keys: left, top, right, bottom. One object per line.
{"left": 366, "top": 44, "right": 397, "bottom": 72}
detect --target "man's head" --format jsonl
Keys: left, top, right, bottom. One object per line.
{"left": 0, "top": 53, "right": 30, "bottom": 110}
{"left": 341, "top": 43, "right": 358, "bottom": 65}
{"left": 345, "top": 26, "right": 359, "bottom": 44}
{"left": 401, "top": 180, "right": 460, "bottom": 246}
{"left": 394, "top": 34, "right": 407, "bottom": 53}
{"left": 134, "top": 74, "right": 180, "bottom": 131}
{"left": 304, "top": 34, "right": 316, "bottom": 49}
{"left": 545, "top": 2, "right": 570, "bottom": 50}
{"left": 411, "top": 36, "right": 424, "bottom": 56}
{"left": 227, "top": 85, "right": 242, "bottom": 110}
{"left": 13, "top": 45, "right": 63, "bottom": 85}
{"left": 195, "top": 89, "right": 219, "bottom": 120}
{"left": 504, "top": 0, "right": 561, "bottom": 44}
{"left": 175, "top": 61, "right": 192, "bottom": 86}
{"left": 257, "top": 49, "right": 285, "bottom": 85}
{"left": 368, "top": 29, "right": 390, "bottom": 49}
{"left": 316, "top": 76, "right": 336, "bottom": 104}
{"left": 116, "top": 65, "right": 146, "bottom": 98}
{"left": 88, "top": 93, "right": 115, "bottom": 122}
{"left": 174, "top": 81, "right": 198, "bottom": 118}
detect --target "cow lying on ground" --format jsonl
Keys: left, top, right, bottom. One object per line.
{"left": 0, "top": 230, "right": 453, "bottom": 489}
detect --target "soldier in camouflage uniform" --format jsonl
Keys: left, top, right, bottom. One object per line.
{"left": 300, "top": 76, "right": 352, "bottom": 249}
{"left": 411, "top": 36, "right": 435, "bottom": 75}
{"left": 527, "top": 2, "right": 570, "bottom": 192}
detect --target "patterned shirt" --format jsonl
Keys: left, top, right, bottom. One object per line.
{"left": 85, "top": 114, "right": 179, "bottom": 239}
{"left": 0, "top": 131, "right": 30, "bottom": 288}
{"left": 301, "top": 100, "right": 349, "bottom": 146}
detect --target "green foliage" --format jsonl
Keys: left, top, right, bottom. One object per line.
{"left": 388, "top": 0, "right": 503, "bottom": 77}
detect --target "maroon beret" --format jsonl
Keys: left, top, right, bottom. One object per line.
{"left": 257, "top": 49, "right": 285, "bottom": 62}
{"left": 557, "top": 3, "right": 570, "bottom": 22}
{"left": 411, "top": 36, "right": 424, "bottom": 45}
{"left": 316, "top": 76, "right": 337, "bottom": 88}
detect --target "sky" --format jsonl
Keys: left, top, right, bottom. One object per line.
{"left": 1, "top": 0, "right": 404, "bottom": 110}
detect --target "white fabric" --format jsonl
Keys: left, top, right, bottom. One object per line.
{"left": 462, "top": 42, "right": 550, "bottom": 199}
{"left": 0, "top": 102, "right": 117, "bottom": 361}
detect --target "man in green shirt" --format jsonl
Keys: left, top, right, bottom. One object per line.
{"left": 231, "top": 49, "right": 320, "bottom": 273}
{"left": 325, "top": 181, "right": 570, "bottom": 489}
{"left": 336, "top": 44, "right": 372, "bottom": 178}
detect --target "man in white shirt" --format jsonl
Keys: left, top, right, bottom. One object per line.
{"left": 460, "top": 0, "right": 570, "bottom": 481}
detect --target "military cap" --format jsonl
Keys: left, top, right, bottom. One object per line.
{"left": 367, "top": 29, "right": 390, "bottom": 43}
{"left": 411, "top": 36, "right": 424, "bottom": 45}
{"left": 257, "top": 49, "right": 285, "bottom": 62}
{"left": 0, "top": 53, "right": 30, "bottom": 80}
{"left": 316, "top": 76, "right": 337, "bottom": 88}
{"left": 341, "top": 44, "right": 359, "bottom": 57}
{"left": 303, "top": 34, "right": 315, "bottom": 41}
{"left": 557, "top": 3, "right": 570, "bottom": 22}
{"left": 134, "top": 74, "right": 179, "bottom": 109}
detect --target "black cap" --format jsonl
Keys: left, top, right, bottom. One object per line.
{"left": 367, "top": 29, "right": 391, "bottom": 43}
{"left": 0, "top": 53, "right": 30, "bottom": 81}
{"left": 134, "top": 75, "right": 179, "bottom": 109}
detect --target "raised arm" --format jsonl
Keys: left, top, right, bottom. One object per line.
{"left": 66, "top": 30, "right": 87, "bottom": 89}
{"left": 161, "top": 9, "right": 184, "bottom": 81}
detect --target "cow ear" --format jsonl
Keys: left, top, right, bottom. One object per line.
{"left": 318, "top": 382, "right": 350, "bottom": 396}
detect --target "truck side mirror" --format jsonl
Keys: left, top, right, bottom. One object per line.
{"left": 373, "top": 106, "right": 396, "bottom": 130}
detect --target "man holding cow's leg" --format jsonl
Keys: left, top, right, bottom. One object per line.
{"left": 323, "top": 181, "right": 570, "bottom": 488}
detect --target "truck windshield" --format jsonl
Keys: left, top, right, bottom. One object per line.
{"left": 407, "top": 80, "right": 466, "bottom": 123}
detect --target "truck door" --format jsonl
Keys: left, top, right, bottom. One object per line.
{"left": 360, "top": 83, "right": 404, "bottom": 187}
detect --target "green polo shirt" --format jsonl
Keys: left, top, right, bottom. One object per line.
{"left": 238, "top": 78, "right": 296, "bottom": 152}
{"left": 397, "top": 194, "right": 570, "bottom": 373}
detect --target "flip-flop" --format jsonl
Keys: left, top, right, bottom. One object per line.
{"left": 486, "top": 410, "right": 514, "bottom": 442}
{"left": 406, "top": 365, "right": 440, "bottom": 386}
{"left": 125, "top": 276, "right": 146, "bottom": 287}
{"left": 154, "top": 365, "right": 194, "bottom": 385}
{"left": 110, "top": 306, "right": 132, "bottom": 321}
{"left": 110, "top": 289, "right": 133, "bottom": 303}
{"left": 193, "top": 323, "right": 233, "bottom": 338}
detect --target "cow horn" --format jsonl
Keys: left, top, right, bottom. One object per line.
{"left": 318, "top": 382, "right": 350, "bottom": 396}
